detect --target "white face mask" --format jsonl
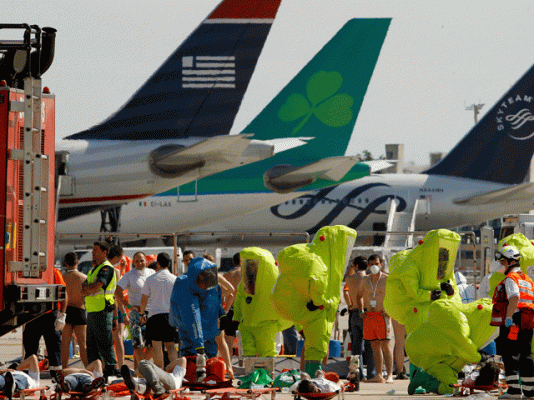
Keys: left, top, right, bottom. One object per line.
{"left": 370, "top": 265, "right": 380, "bottom": 275}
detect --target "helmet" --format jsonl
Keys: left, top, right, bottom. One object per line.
{"left": 495, "top": 245, "right": 521, "bottom": 261}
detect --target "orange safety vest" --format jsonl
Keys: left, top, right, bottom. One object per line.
{"left": 491, "top": 269, "right": 534, "bottom": 326}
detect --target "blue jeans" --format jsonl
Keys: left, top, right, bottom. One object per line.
{"left": 0, "top": 372, "right": 30, "bottom": 391}
{"left": 64, "top": 374, "right": 93, "bottom": 392}
{"left": 282, "top": 326, "right": 298, "bottom": 355}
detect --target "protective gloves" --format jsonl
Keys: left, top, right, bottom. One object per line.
{"left": 55, "top": 312, "right": 66, "bottom": 331}
{"left": 440, "top": 281, "right": 455, "bottom": 296}
{"left": 196, "top": 348, "right": 206, "bottom": 382}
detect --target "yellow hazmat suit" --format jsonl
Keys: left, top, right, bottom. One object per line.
{"left": 405, "top": 298, "right": 495, "bottom": 394}
{"left": 385, "top": 229, "right": 496, "bottom": 394}
{"left": 233, "top": 247, "right": 292, "bottom": 357}
{"left": 384, "top": 229, "right": 461, "bottom": 333}
{"left": 271, "top": 225, "right": 356, "bottom": 375}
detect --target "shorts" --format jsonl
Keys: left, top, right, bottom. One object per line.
{"left": 65, "top": 305, "right": 87, "bottom": 326}
{"left": 363, "top": 311, "right": 393, "bottom": 341}
{"left": 129, "top": 310, "right": 151, "bottom": 349}
{"left": 223, "top": 308, "right": 239, "bottom": 337}
{"left": 146, "top": 313, "right": 177, "bottom": 343}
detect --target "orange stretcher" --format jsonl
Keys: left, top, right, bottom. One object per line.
{"left": 0, "top": 387, "right": 50, "bottom": 400}
{"left": 107, "top": 382, "right": 276, "bottom": 400}
{"left": 451, "top": 382, "right": 507, "bottom": 397}
{"left": 49, "top": 388, "right": 104, "bottom": 400}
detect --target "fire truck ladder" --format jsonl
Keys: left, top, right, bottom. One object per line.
{"left": 3, "top": 25, "right": 50, "bottom": 278}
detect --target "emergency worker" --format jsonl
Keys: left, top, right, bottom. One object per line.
{"left": 232, "top": 247, "right": 291, "bottom": 357}
{"left": 491, "top": 245, "right": 534, "bottom": 399}
{"left": 386, "top": 230, "right": 495, "bottom": 395}
{"left": 383, "top": 229, "right": 461, "bottom": 333}
{"left": 81, "top": 241, "right": 118, "bottom": 379}
{"left": 271, "top": 225, "right": 357, "bottom": 376}
{"left": 169, "top": 257, "right": 224, "bottom": 382}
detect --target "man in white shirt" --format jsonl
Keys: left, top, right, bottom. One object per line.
{"left": 115, "top": 252, "right": 155, "bottom": 369}
{"left": 121, "top": 358, "right": 186, "bottom": 399}
{"left": 140, "top": 253, "right": 178, "bottom": 368}
{"left": 292, "top": 370, "right": 342, "bottom": 394}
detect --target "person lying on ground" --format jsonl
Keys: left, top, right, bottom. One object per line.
{"left": 52, "top": 360, "right": 106, "bottom": 393}
{"left": 0, "top": 355, "right": 40, "bottom": 400}
{"left": 121, "top": 357, "right": 186, "bottom": 399}
{"left": 290, "top": 370, "right": 343, "bottom": 394}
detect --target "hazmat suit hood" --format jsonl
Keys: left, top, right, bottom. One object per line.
{"left": 233, "top": 247, "right": 292, "bottom": 330}
{"left": 187, "top": 256, "right": 219, "bottom": 294}
{"left": 411, "top": 229, "right": 459, "bottom": 288}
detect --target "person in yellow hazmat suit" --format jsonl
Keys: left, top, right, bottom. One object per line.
{"left": 271, "top": 225, "right": 357, "bottom": 376}
{"left": 232, "top": 247, "right": 292, "bottom": 357}
{"left": 384, "top": 229, "right": 496, "bottom": 395}
{"left": 384, "top": 229, "right": 462, "bottom": 334}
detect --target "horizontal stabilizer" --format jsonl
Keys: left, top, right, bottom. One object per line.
{"left": 454, "top": 182, "right": 534, "bottom": 205}
{"left": 149, "top": 134, "right": 273, "bottom": 177}
{"left": 362, "top": 160, "right": 394, "bottom": 173}
{"left": 264, "top": 156, "right": 362, "bottom": 194}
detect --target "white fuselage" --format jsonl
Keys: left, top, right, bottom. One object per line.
{"left": 56, "top": 136, "right": 271, "bottom": 214}
{"left": 213, "top": 174, "right": 534, "bottom": 233}
{"left": 56, "top": 187, "right": 306, "bottom": 238}
{"left": 57, "top": 173, "right": 534, "bottom": 242}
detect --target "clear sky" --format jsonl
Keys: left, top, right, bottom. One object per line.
{"left": 4, "top": 0, "right": 534, "bottom": 165}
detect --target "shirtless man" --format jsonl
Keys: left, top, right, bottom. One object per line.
{"left": 357, "top": 259, "right": 393, "bottom": 383}
{"left": 61, "top": 252, "right": 89, "bottom": 367}
{"left": 222, "top": 253, "right": 241, "bottom": 353}
{"left": 345, "top": 257, "right": 375, "bottom": 381}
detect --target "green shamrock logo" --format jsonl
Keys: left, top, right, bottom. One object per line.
{"left": 278, "top": 71, "right": 354, "bottom": 134}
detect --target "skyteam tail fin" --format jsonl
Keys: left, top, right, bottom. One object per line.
{"left": 425, "top": 63, "right": 534, "bottom": 184}
{"left": 242, "top": 18, "right": 391, "bottom": 160}
{"left": 66, "top": 0, "right": 281, "bottom": 141}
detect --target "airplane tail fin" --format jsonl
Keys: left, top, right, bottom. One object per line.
{"left": 66, "top": 0, "right": 281, "bottom": 141}
{"left": 242, "top": 18, "right": 391, "bottom": 159}
{"left": 425, "top": 63, "right": 534, "bottom": 184}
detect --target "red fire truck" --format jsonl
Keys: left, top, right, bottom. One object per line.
{"left": 0, "top": 24, "right": 64, "bottom": 336}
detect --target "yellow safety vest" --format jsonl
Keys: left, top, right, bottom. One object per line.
{"left": 85, "top": 260, "right": 116, "bottom": 312}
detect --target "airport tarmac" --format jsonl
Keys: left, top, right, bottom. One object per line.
{"left": 0, "top": 328, "right": 496, "bottom": 400}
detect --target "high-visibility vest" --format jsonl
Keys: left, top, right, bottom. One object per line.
{"left": 491, "top": 270, "right": 534, "bottom": 326}
{"left": 85, "top": 260, "right": 116, "bottom": 312}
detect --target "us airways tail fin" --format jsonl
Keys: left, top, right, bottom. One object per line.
{"left": 425, "top": 63, "right": 534, "bottom": 184}
{"left": 66, "top": 0, "right": 281, "bottom": 141}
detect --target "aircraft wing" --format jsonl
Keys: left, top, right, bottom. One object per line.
{"left": 150, "top": 134, "right": 274, "bottom": 176}
{"left": 264, "top": 156, "right": 363, "bottom": 193}
{"left": 454, "top": 182, "right": 534, "bottom": 205}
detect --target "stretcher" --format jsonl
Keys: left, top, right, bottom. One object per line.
{"left": 108, "top": 383, "right": 277, "bottom": 400}
{"left": 293, "top": 390, "right": 342, "bottom": 400}
{"left": 49, "top": 388, "right": 104, "bottom": 400}
{"left": 451, "top": 382, "right": 507, "bottom": 397}
{"left": 0, "top": 387, "right": 50, "bottom": 400}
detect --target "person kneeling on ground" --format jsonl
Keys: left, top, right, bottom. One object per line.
{"left": 52, "top": 360, "right": 106, "bottom": 393}
{"left": 0, "top": 355, "right": 41, "bottom": 400}
{"left": 293, "top": 370, "right": 342, "bottom": 394}
{"left": 121, "top": 357, "right": 186, "bottom": 399}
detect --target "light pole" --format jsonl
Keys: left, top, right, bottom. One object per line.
{"left": 465, "top": 103, "right": 485, "bottom": 124}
